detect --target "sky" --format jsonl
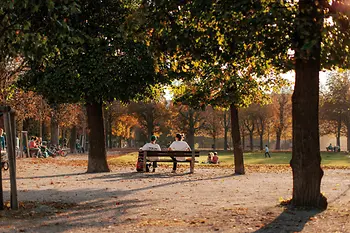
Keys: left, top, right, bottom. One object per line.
{"left": 164, "top": 71, "right": 330, "bottom": 100}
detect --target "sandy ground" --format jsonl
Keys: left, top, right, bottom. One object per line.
{"left": 0, "top": 155, "right": 349, "bottom": 233}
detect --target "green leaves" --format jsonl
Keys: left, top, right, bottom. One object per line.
{"left": 18, "top": 0, "right": 165, "bottom": 107}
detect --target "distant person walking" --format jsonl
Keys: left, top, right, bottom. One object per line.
{"left": 265, "top": 145, "right": 271, "bottom": 158}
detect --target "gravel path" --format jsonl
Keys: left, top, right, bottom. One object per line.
{"left": 0, "top": 157, "right": 349, "bottom": 233}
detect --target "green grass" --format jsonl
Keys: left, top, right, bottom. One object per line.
{"left": 198, "top": 151, "right": 350, "bottom": 167}
{"left": 109, "top": 151, "right": 350, "bottom": 167}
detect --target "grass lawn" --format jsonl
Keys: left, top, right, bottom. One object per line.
{"left": 108, "top": 151, "right": 350, "bottom": 167}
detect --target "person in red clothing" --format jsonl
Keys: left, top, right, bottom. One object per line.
{"left": 211, "top": 152, "right": 219, "bottom": 164}
{"left": 29, "top": 136, "right": 41, "bottom": 157}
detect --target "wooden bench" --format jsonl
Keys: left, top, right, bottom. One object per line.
{"left": 138, "top": 150, "right": 200, "bottom": 173}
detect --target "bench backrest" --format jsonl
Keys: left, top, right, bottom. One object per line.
{"left": 139, "top": 151, "right": 200, "bottom": 157}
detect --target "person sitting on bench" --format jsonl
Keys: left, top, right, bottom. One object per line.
{"left": 141, "top": 135, "right": 161, "bottom": 172}
{"left": 326, "top": 143, "right": 333, "bottom": 152}
{"left": 168, "top": 133, "right": 191, "bottom": 173}
{"left": 29, "top": 136, "right": 41, "bottom": 157}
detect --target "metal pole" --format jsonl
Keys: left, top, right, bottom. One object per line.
{"left": 4, "top": 111, "right": 18, "bottom": 210}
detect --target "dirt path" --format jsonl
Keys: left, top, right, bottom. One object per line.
{"left": 0, "top": 157, "right": 349, "bottom": 233}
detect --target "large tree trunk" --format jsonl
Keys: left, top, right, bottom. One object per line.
{"left": 290, "top": 0, "right": 327, "bottom": 209}
{"left": 50, "top": 111, "right": 59, "bottom": 146}
{"left": 70, "top": 126, "right": 77, "bottom": 153}
{"left": 86, "top": 101, "right": 110, "bottom": 173}
{"left": 230, "top": 104, "right": 244, "bottom": 175}
{"left": 275, "top": 131, "right": 281, "bottom": 150}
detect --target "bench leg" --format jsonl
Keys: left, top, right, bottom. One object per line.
{"left": 190, "top": 158, "right": 194, "bottom": 174}
{"left": 143, "top": 152, "right": 147, "bottom": 172}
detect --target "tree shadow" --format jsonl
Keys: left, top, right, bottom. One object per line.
{"left": 1, "top": 188, "right": 151, "bottom": 233}
{"left": 254, "top": 206, "right": 323, "bottom": 233}
{"left": 4, "top": 172, "right": 87, "bottom": 180}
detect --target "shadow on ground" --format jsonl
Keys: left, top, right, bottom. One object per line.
{"left": 1, "top": 187, "right": 151, "bottom": 233}
{"left": 254, "top": 207, "right": 323, "bottom": 233}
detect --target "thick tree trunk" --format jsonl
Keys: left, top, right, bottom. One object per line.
{"left": 290, "top": 0, "right": 327, "bottom": 209}
{"left": 70, "top": 126, "right": 77, "bottom": 153}
{"left": 86, "top": 101, "right": 110, "bottom": 173}
{"left": 275, "top": 132, "right": 281, "bottom": 150}
{"left": 230, "top": 104, "right": 244, "bottom": 174}
{"left": 50, "top": 112, "right": 59, "bottom": 146}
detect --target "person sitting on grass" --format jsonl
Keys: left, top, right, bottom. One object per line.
{"left": 141, "top": 135, "right": 161, "bottom": 172}
{"left": 211, "top": 152, "right": 219, "bottom": 164}
{"left": 206, "top": 152, "right": 213, "bottom": 164}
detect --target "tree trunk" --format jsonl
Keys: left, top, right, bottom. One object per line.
{"left": 347, "top": 122, "right": 350, "bottom": 152}
{"left": 249, "top": 132, "right": 253, "bottom": 151}
{"left": 213, "top": 136, "right": 216, "bottom": 150}
{"left": 187, "top": 108, "right": 195, "bottom": 150}
{"left": 224, "top": 130, "right": 228, "bottom": 150}
{"left": 290, "top": 0, "right": 327, "bottom": 209}
{"left": 86, "top": 101, "right": 110, "bottom": 173}
{"left": 50, "top": 112, "right": 59, "bottom": 146}
{"left": 336, "top": 117, "right": 341, "bottom": 147}
{"left": 224, "top": 111, "right": 229, "bottom": 150}
{"left": 259, "top": 133, "right": 263, "bottom": 151}
{"left": 70, "top": 126, "right": 77, "bottom": 153}
{"left": 275, "top": 131, "right": 281, "bottom": 150}
{"left": 230, "top": 104, "right": 244, "bottom": 175}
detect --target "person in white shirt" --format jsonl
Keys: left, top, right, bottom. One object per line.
{"left": 141, "top": 135, "right": 161, "bottom": 172}
{"left": 168, "top": 133, "right": 191, "bottom": 173}
{"left": 265, "top": 145, "right": 271, "bottom": 158}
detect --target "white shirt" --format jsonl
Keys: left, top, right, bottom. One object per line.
{"left": 141, "top": 143, "right": 161, "bottom": 161}
{"left": 169, "top": 141, "right": 191, "bottom": 161}
{"left": 265, "top": 146, "right": 269, "bottom": 153}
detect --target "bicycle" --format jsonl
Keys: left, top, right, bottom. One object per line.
{"left": 1, "top": 154, "right": 9, "bottom": 171}
{"left": 49, "top": 145, "right": 69, "bottom": 157}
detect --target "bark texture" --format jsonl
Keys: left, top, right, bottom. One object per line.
{"left": 290, "top": 0, "right": 327, "bottom": 209}
{"left": 86, "top": 101, "right": 110, "bottom": 173}
{"left": 230, "top": 104, "right": 244, "bottom": 175}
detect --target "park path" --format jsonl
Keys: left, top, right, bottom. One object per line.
{"left": 0, "top": 158, "right": 349, "bottom": 233}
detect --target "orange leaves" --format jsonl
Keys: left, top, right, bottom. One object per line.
{"left": 112, "top": 114, "right": 139, "bottom": 139}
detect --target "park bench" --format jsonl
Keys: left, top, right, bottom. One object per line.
{"left": 138, "top": 150, "right": 200, "bottom": 173}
